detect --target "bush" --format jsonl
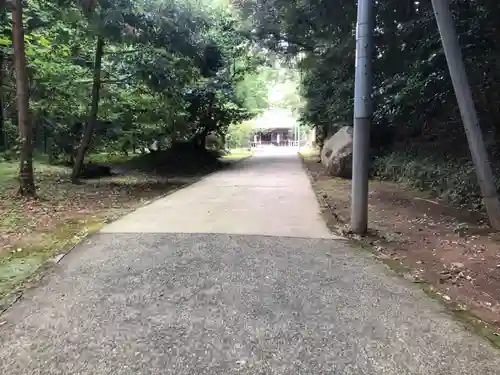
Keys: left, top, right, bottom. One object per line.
{"left": 372, "top": 152, "right": 488, "bottom": 209}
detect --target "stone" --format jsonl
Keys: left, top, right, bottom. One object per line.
{"left": 320, "top": 126, "right": 353, "bottom": 178}
{"left": 205, "top": 133, "right": 223, "bottom": 150}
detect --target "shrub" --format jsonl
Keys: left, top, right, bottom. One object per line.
{"left": 372, "top": 151, "right": 489, "bottom": 209}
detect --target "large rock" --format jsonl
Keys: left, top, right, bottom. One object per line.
{"left": 320, "top": 126, "right": 354, "bottom": 178}
{"left": 205, "top": 133, "right": 223, "bottom": 150}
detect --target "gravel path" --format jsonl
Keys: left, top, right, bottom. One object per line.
{"left": 1, "top": 151, "right": 499, "bottom": 374}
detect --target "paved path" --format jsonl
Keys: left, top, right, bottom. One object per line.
{"left": 1, "top": 152, "right": 500, "bottom": 374}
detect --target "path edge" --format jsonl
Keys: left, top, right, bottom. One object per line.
{"left": 297, "top": 150, "right": 500, "bottom": 350}
{"left": 0, "top": 155, "right": 252, "bottom": 317}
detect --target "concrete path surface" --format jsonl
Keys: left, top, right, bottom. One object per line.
{"left": 1, "top": 151, "right": 500, "bottom": 374}
{"left": 102, "top": 150, "right": 337, "bottom": 239}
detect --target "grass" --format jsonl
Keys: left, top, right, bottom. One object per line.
{"left": 0, "top": 161, "right": 20, "bottom": 191}
{"left": 0, "top": 216, "right": 106, "bottom": 307}
{"left": 86, "top": 152, "right": 134, "bottom": 164}
{"left": 222, "top": 148, "right": 253, "bottom": 160}
{"left": 421, "top": 284, "right": 500, "bottom": 349}
{"left": 0, "top": 148, "right": 245, "bottom": 309}
{"left": 0, "top": 156, "right": 165, "bottom": 306}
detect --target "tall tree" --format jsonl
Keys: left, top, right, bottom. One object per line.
{"left": 0, "top": 49, "right": 5, "bottom": 151}
{"left": 71, "top": 35, "right": 104, "bottom": 182}
{"left": 0, "top": 0, "right": 278, "bottom": 189}
{"left": 236, "top": 0, "right": 500, "bottom": 208}
{"left": 12, "top": 0, "right": 35, "bottom": 196}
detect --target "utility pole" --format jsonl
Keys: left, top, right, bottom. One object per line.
{"left": 351, "top": 0, "right": 375, "bottom": 234}
{"left": 431, "top": 0, "right": 500, "bottom": 230}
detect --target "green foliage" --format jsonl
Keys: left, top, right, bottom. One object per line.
{"left": 235, "top": 69, "right": 269, "bottom": 115}
{"left": 0, "top": 0, "right": 280, "bottom": 169}
{"left": 226, "top": 119, "right": 253, "bottom": 148}
{"left": 236, "top": 0, "right": 500, "bottom": 208}
{"left": 372, "top": 152, "right": 484, "bottom": 208}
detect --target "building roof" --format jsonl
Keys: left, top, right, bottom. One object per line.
{"left": 253, "top": 108, "right": 297, "bottom": 129}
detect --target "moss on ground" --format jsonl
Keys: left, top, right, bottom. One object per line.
{"left": 0, "top": 149, "right": 247, "bottom": 312}
{"left": 299, "top": 149, "right": 500, "bottom": 350}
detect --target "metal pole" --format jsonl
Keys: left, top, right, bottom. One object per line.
{"left": 431, "top": 0, "right": 500, "bottom": 230}
{"left": 294, "top": 123, "right": 297, "bottom": 146}
{"left": 297, "top": 122, "right": 300, "bottom": 148}
{"left": 292, "top": 125, "right": 295, "bottom": 147}
{"left": 295, "top": 123, "right": 299, "bottom": 145}
{"left": 351, "top": 0, "right": 374, "bottom": 234}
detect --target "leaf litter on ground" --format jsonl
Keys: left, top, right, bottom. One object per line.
{"left": 300, "top": 149, "right": 500, "bottom": 347}
{"left": 0, "top": 149, "right": 235, "bottom": 307}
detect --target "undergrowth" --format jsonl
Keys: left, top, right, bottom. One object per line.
{"left": 372, "top": 151, "right": 491, "bottom": 209}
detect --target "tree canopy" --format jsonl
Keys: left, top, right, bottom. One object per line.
{"left": 5, "top": 0, "right": 495, "bottom": 206}
{"left": 234, "top": 0, "right": 500, "bottom": 207}
{"left": 0, "top": 0, "right": 281, "bottom": 192}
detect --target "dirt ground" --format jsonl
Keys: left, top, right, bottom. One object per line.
{"left": 301, "top": 151, "right": 500, "bottom": 339}
{"left": 0, "top": 149, "right": 242, "bottom": 308}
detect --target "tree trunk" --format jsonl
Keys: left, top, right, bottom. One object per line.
{"left": 197, "top": 92, "right": 216, "bottom": 149}
{"left": 0, "top": 0, "right": 5, "bottom": 150}
{"left": 220, "top": 132, "right": 226, "bottom": 149}
{"left": 12, "top": 0, "right": 36, "bottom": 196}
{"left": 193, "top": 127, "right": 209, "bottom": 149}
{"left": 0, "top": 49, "right": 5, "bottom": 151}
{"left": 71, "top": 36, "right": 104, "bottom": 183}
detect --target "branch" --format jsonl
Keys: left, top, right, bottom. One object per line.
{"left": 253, "top": 29, "right": 317, "bottom": 53}
{"left": 74, "top": 74, "right": 136, "bottom": 84}
{"left": 106, "top": 49, "right": 144, "bottom": 55}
